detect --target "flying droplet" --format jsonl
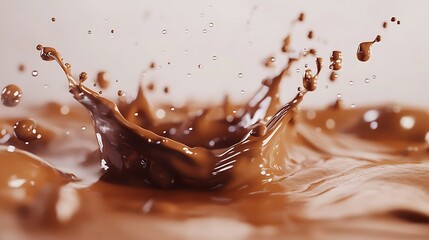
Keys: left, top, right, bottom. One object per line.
{"left": 365, "top": 78, "right": 370, "bottom": 83}
{"left": 238, "top": 73, "right": 243, "bottom": 78}
{"left": 202, "top": 29, "right": 207, "bottom": 33}
{"left": 13, "top": 119, "right": 39, "bottom": 142}
{"left": 1, "top": 84, "right": 22, "bottom": 107}
{"left": 209, "top": 23, "right": 214, "bottom": 27}
{"left": 162, "top": 29, "right": 167, "bottom": 34}
{"left": 357, "top": 35, "right": 381, "bottom": 62}
{"left": 32, "top": 70, "right": 39, "bottom": 77}
{"left": 212, "top": 56, "right": 217, "bottom": 60}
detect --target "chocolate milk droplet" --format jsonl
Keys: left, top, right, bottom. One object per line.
{"left": 14, "top": 119, "right": 39, "bottom": 142}
{"left": 391, "top": 17, "right": 397, "bottom": 22}
{"left": 307, "top": 31, "right": 314, "bottom": 39}
{"left": 303, "top": 58, "right": 323, "bottom": 91}
{"left": 117, "top": 90, "right": 124, "bottom": 96}
{"left": 79, "top": 72, "right": 88, "bottom": 83}
{"left": 329, "top": 71, "right": 338, "bottom": 81}
{"left": 18, "top": 64, "right": 25, "bottom": 72}
{"left": 330, "top": 51, "right": 342, "bottom": 70}
{"left": 383, "top": 22, "right": 388, "bottom": 28}
{"left": 163, "top": 87, "right": 169, "bottom": 94}
{"left": 264, "top": 56, "right": 276, "bottom": 67}
{"left": 96, "top": 71, "right": 109, "bottom": 89}
{"left": 298, "top": 12, "right": 305, "bottom": 22}
{"left": 1, "top": 84, "right": 22, "bottom": 107}
{"left": 51, "top": 17, "right": 56, "bottom": 22}
{"left": 357, "top": 35, "right": 381, "bottom": 62}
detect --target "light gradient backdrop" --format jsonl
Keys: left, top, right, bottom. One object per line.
{"left": 0, "top": 0, "right": 427, "bottom": 109}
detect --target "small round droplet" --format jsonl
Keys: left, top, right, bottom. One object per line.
{"left": 212, "top": 56, "right": 217, "bottom": 60}
{"left": 202, "top": 29, "right": 207, "bottom": 33}
{"left": 43, "top": 84, "right": 48, "bottom": 89}
{"left": 296, "top": 68, "right": 300, "bottom": 73}
{"left": 31, "top": 70, "right": 39, "bottom": 77}
{"left": 349, "top": 81, "right": 354, "bottom": 86}
{"left": 248, "top": 42, "right": 252, "bottom": 45}
{"left": 79, "top": 72, "right": 88, "bottom": 83}
{"left": 88, "top": 30, "right": 92, "bottom": 34}
{"left": 337, "top": 93, "right": 342, "bottom": 98}
{"left": 111, "top": 29, "right": 115, "bottom": 34}
{"left": 198, "top": 64, "right": 203, "bottom": 69}
{"left": 13, "top": 119, "right": 39, "bottom": 142}
{"left": 187, "top": 73, "right": 191, "bottom": 77}
{"left": 18, "top": 64, "right": 25, "bottom": 72}
{"left": 1, "top": 84, "right": 22, "bottom": 107}
{"left": 81, "top": 126, "right": 87, "bottom": 131}
{"left": 372, "top": 75, "right": 376, "bottom": 79}
{"left": 209, "top": 23, "right": 214, "bottom": 27}
{"left": 185, "top": 29, "right": 189, "bottom": 33}
{"left": 365, "top": 78, "right": 370, "bottom": 83}
{"left": 304, "top": 64, "right": 308, "bottom": 68}
{"left": 240, "top": 90, "right": 245, "bottom": 94}
{"left": 351, "top": 104, "right": 356, "bottom": 108}
{"left": 51, "top": 17, "right": 56, "bottom": 22}
{"left": 162, "top": 29, "right": 167, "bottom": 34}
{"left": 238, "top": 73, "right": 243, "bottom": 78}
{"left": 117, "top": 90, "right": 124, "bottom": 96}
{"left": 270, "top": 57, "right": 276, "bottom": 62}
{"left": 184, "top": 50, "right": 188, "bottom": 54}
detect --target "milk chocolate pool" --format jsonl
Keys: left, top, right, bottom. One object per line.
{"left": 0, "top": 13, "right": 428, "bottom": 240}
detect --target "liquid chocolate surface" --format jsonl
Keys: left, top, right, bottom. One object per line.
{"left": 1, "top": 11, "right": 429, "bottom": 240}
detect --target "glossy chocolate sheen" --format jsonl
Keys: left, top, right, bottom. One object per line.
{"left": 0, "top": 14, "right": 428, "bottom": 239}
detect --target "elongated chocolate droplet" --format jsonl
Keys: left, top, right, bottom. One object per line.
{"left": 303, "top": 58, "right": 323, "bottom": 91}
{"left": 330, "top": 51, "right": 342, "bottom": 70}
{"left": 357, "top": 35, "right": 381, "bottom": 62}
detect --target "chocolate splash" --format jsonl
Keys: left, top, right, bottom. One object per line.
{"left": 36, "top": 44, "right": 311, "bottom": 189}
{"left": 1, "top": 10, "right": 428, "bottom": 240}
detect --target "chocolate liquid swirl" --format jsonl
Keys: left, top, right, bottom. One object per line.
{"left": 0, "top": 14, "right": 428, "bottom": 240}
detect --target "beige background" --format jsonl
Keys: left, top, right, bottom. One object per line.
{"left": 0, "top": 0, "right": 427, "bottom": 109}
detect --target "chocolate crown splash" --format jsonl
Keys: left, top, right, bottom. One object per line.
{"left": 36, "top": 44, "right": 315, "bottom": 189}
